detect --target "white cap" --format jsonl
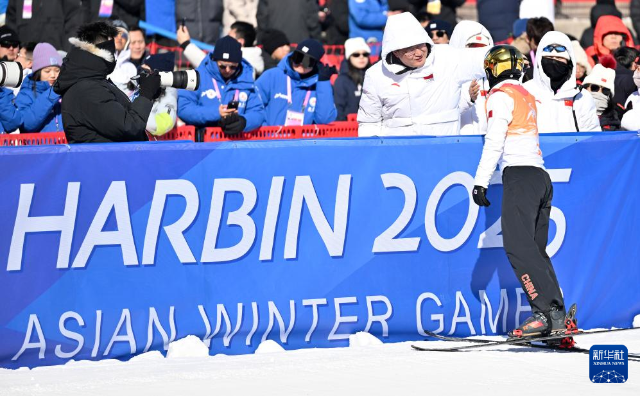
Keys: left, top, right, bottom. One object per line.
{"left": 583, "top": 64, "right": 616, "bottom": 95}
{"left": 465, "top": 33, "right": 491, "bottom": 47}
{"left": 344, "top": 37, "right": 371, "bottom": 60}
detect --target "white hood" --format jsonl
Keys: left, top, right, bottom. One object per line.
{"left": 449, "top": 20, "right": 494, "bottom": 49}
{"left": 532, "top": 31, "right": 578, "bottom": 97}
{"left": 381, "top": 12, "right": 434, "bottom": 73}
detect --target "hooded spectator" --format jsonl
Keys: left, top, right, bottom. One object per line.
{"left": 176, "top": 0, "right": 222, "bottom": 44}
{"left": 15, "top": 42, "right": 64, "bottom": 132}
{"left": 230, "top": 21, "right": 264, "bottom": 77}
{"left": 256, "top": 38, "right": 338, "bottom": 126}
{"left": 259, "top": 29, "right": 290, "bottom": 71}
{"left": 107, "top": 19, "right": 137, "bottom": 96}
{"left": 141, "top": 53, "right": 178, "bottom": 137}
{"left": 5, "top": 0, "right": 82, "bottom": 52}
{"left": 333, "top": 37, "right": 371, "bottom": 121}
{"left": 83, "top": 0, "right": 145, "bottom": 31}
{"left": 585, "top": 15, "right": 634, "bottom": 67}
{"left": 222, "top": 0, "right": 258, "bottom": 35}
{"left": 348, "top": 0, "right": 390, "bottom": 44}
{"left": 425, "top": 19, "right": 452, "bottom": 45}
{"left": 178, "top": 36, "right": 265, "bottom": 134}
{"left": 571, "top": 40, "right": 592, "bottom": 84}
{"left": 257, "top": 0, "right": 320, "bottom": 45}
{"left": 450, "top": 20, "right": 493, "bottom": 135}
{"left": 613, "top": 47, "right": 640, "bottom": 109}
{"left": 523, "top": 31, "right": 601, "bottom": 133}
{"left": 0, "top": 25, "right": 20, "bottom": 61}
{"left": 582, "top": 64, "right": 620, "bottom": 130}
{"left": 53, "top": 21, "right": 161, "bottom": 143}
{"left": 477, "top": 0, "right": 520, "bottom": 43}
{"left": 581, "top": 0, "right": 622, "bottom": 49}
{"left": 357, "top": 12, "right": 486, "bottom": 136}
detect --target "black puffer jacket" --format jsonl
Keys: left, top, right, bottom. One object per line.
{"left": 176, "top": 0, "right": 223, "bottom": 45}
{"left": 53, "top": 39, "right": 152, "bottom": 143}
{"left": 5, "top": 0, "right": 83, "bottom": 52}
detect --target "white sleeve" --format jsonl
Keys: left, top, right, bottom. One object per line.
{"left": 453, "top": 47, "right": 488, "bottom": 84}
{"left": 621, "top": 109, "right": 640, "bottom": 131}
{"left": 357, "top": 70, "right": 383, "bottom": 137}
{"left": 474, "top": 91, "right": 513, "bottom": 188}
{"left": 575, "top": 91, "right": 602, "bottom": 132}
{"left": 184, "top": 43, "right": 207, "bottom": 68}
{"left": 459, "top": 81, "right": 474, "bottom": 113}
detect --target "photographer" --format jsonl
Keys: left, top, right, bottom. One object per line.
{"left": 178, "top": 36, "right": 265, "bottom": 134}
{"left": 53, "top": 21, "right": 161, "bottom": 143}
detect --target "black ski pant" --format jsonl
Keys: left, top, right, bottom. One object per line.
{"left": 501, "top": 166, "right": 565, "bottom": 315}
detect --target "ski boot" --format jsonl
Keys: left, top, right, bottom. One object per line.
{"left": 508, "top": 312, "right": 549, "bottom": 339}
{"left": 546, "top": 303, "right": 579, "bottom": 349}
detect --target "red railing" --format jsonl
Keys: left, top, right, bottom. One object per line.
{"left": 204, "top": 122, "right": 359, "bottom": 142}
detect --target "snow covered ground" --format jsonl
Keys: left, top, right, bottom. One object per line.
{"left": 1, "top": 330, "right": 639, "bottom": 396}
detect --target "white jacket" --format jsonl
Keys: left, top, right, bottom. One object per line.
{"left": 520, "top": 0, "right": 554, "bottom": 23}
{"left": 621, "top": 91, "right": 640, "bottom": 130}
{"left": 108, "top": 49, "right": 137, "bottom": 97}
{"left": 450, "top": 21, "right": 494, "bottom": 135}
{"left": 222, "top": 0, "right": 258, "bottom": 35}
{"left": 523, "top": 31, "right": 601, "bottom": 133}
{"left": 357, "top": 12, "right": 487, "bottom": 137}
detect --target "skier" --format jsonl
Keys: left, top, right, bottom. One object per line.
{"left": 472, "top": 45, "right": 577, "bottom": 342}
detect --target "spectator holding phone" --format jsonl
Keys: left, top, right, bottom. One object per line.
{"left": 256, "top": 38, "right": 337, "bottom": 126}
{"left": 178, "top": 36, "right": 265, "bottom": 134}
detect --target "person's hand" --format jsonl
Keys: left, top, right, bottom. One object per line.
{"left": 219, "top": 104, "right": 238, "bottom": 119}
{"left": 469, "top": 79, "right": 480, "bottom": 103}
{"left": 177, "top": 25, "right": 191, "bottom": 45}
{"left": 317, "top": 63, "right": 337, "bottom": 81}
{"left": 219, "top": 112, "right": 247, "bottom": 135}
{"left": 138, "top": 71, "right": 162, "bottom": 100}
{"left": 472, "top": 185, "right": 490, "bottom": 206}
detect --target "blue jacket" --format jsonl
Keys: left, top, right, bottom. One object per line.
{"left": 178, "top": 57, "right": 265, "bottom": 130}
{"left": 348, "top": 0, "right": 388, "bottom": 43}
{"left": 15, "top": 74, "right": 62, "bottom": 132}
{"left": 255, "top": 54, "right": 338, "bottom": 126}
{"left": 0, "top": 88, "right": 22, "bottom": 133}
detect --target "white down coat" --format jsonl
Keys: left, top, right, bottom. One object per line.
{"left": 523, "top": 31, "right": 601, "bottom": 133}
{"left": 357, "top": 12, "right": 487, "bottom": 136}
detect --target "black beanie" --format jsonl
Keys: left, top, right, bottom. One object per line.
{"left": 294, "top": 39, "right": 325, "bottom": 61}
{"left": 261, "top": 29, "right": 290, "bottom": 56}
{"left": 212, "top": 36, "right": 243, "bottom": 63}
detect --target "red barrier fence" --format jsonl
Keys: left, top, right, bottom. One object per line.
{"left": 203, "top": 122, "right": 359, "bottom": 142}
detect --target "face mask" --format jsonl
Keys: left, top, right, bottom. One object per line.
{"left": 541, "top": 57, "right": 572, "bottom": 92}
{"left": 96, "top": 39, "right": 116, "bottom": 73}
{"left": 633, "top": 69, "right": 640, "bottom": 89}
{"left": 590, "top": 91, "right": 609, "bottom": 115}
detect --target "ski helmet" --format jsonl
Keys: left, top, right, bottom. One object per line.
{"left": 484, "top": 45, "right": 525, "bottom": 89}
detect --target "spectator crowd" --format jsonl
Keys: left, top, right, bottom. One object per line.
{"left": 1, "top": 0, "right": 640, "bottom": 143}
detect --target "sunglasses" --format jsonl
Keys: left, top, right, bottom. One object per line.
{"left": 291, "top": 51, "right": 318, "bottom": 68}
{"left": 217, "top": 62, "right": 238, "bottom": 71}
{"left": 116, "top": 31, "right": 129, "bottom": 40}
{"left": 430, "top": 30, "right": 447, "bottom": 38}
{"left": 0, "top": 41, "right": 19, "bottom": 49}
{"left": 584, "top": 84, "right": 611, "bottom": 96}
{"left": 543, "top": 44, "right": 568, "bottom": 53}
{"left": 350, "top": 52, "right": 369, "bottom": 58}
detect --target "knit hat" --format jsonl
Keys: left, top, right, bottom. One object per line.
{"left": 32, "top": 43, "right": 63, "bottom": 73}
{"left": 513, "top": 18, "right": 529, "bottom": 38}
{"left": 583, "top": 64, "right": 616, "bottom": 95}
{"left": 571, "top": 40, "right": 592, "bottom": 76}
{"left": 294, "top": 39, "right": 324, "bottom": 61}
{"left": 110, "top": 19, "right": 129, "bottom": 33}
{"left": 261, "top": 29, "right": 290, "bottom": 56}
{"left": 344, "top": 37, "right": 370, "bottom": 60}
{"left": 212, "top": 36, "right": 243, "bottom": 63}
{"left": 425, "top": 20, "right": 452, "bottom": 37}
{"left": 143, "top": 52, "right": 175, "bottom": 72}
{"left": 0, "top": 26, "right": 20, "bottom": 46}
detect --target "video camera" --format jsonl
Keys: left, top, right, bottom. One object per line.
{"left": 0, "top": 61, "right": 23, "bottom": 88}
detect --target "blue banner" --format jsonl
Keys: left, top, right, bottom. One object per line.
{"left": 1, "top": 133, "right": 639, "bottom": 369}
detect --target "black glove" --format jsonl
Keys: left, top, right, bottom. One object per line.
{"left": 220, "top": 112, "right": 247, "bottom": 135}
{"left": 472, "top": 185, "right": 491, "bottom": 207}
{"left": 138, "top": 71, "right": 162, "bottom": 100}
{"left": 317, "top": 63, "right": 337, "bottom": 81}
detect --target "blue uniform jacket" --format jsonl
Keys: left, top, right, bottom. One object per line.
{"left": 0, "top": 88, "right": 22, "bottom": 133}
{"left": 348, "top": 0, "right": 388, "bottom": 43}
{"left": 255, "top": 54, "right": 337, "bottom": 126}
{"left": 15, "top": 75, "right": 62, "bottom": 132}
{"left": 178, "top": 57, "right": 265, "bottom": 130}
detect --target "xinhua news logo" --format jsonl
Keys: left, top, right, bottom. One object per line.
{"left": 590, "top": 345, "right": 628, "bottom": 383}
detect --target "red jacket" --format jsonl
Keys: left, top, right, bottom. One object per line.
{"left": 585, "top": 15, "right": 634, "bottom": 67}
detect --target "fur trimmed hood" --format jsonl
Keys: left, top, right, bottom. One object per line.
{"left": 68, "top": 37, "right": 115, "bottom": 63}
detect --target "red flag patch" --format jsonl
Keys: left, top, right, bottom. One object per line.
{"left": 488, "top": 110, "right": 493, "bottom": 118}
{"left": 424, "top": 74, "right": 433, "bottom": 80}
{"left": 564, "top": 100, "right": 573, "bottom": 106}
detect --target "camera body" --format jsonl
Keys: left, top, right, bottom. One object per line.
{"left": 0, "top": 61, "right": 23, "bottom": 88}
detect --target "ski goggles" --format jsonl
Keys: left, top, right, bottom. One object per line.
{"left": 583, "top": 83, "right": 611, "bottom": 97}
{"left": 291, "top": 51, "right": 318, "bottom": 69}
{"left": 542, "top": 44, "right": 568, "bottom": 53}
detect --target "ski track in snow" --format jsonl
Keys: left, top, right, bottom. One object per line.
{"left": 1, "top": 331, "right": 639, "bottom": 396}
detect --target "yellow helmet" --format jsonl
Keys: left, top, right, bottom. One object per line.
{"left": 484, "top": 45, "right": 525, "bottom": 87}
